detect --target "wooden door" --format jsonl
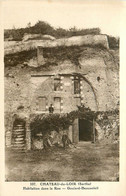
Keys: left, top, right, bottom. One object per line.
{"left": 72, "top": 118, "right": 79, "bottom": 143}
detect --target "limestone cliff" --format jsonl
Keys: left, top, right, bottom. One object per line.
{"left": 4, "top": 34, "right": 109, "bottom": 55}
{"left": 5, "top": 45, "right": 119, "bottom": 112}
{"left": 4, "top": 35, "right": 119, "bottom": 147}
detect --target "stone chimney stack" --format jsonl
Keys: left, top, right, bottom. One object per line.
{"left": 37, "top": 46, "right": 45, "bottom": 66}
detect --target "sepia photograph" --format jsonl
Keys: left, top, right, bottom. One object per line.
{"left": 3, "top": 0, "right": 120, "bottom": 183}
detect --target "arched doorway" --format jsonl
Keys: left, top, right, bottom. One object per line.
{"left": 79, "top": 119, "right": 93, "bottom": 141}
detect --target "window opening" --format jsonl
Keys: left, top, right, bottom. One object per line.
{"left": 38, "top": 97, "right": 46, "bottom": 111}
{"left": 54, "top": 78, "right": 61, "bottom": 91}
{"left": 74, "top": 77, "right": 80, "bottom": 94}
{"left": 54, "top": 97, "right": 61, "bottom": 112}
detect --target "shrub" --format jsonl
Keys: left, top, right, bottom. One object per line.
{"left": 30, "top": 106, "right": 119, "bottom": 139}
{"left": 30, "top": 114, "right": 72, "bottom": 138}
{"left": 4, "top": 49, "right": 37, "bottom": 67}
{"left": 4, "top": 20, "right": 101, "bottom": 40}
{"left": 107, "top": 36, "right": 119, "bottom": 49}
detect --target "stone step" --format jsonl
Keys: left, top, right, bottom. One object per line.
{"left": 12, "top": 143, "right": 25, "bottom": 147}
{"left": 15, "top": 138, "right": 24, "bottom": 141}
{"left": 12, "top": 146, "right": 25, "bottom": 149}
{"left": 13, "top": 130, "right": 24, "bottom": 132}
{"left": 14, "top": 137, "right": 25, "bottom": 140}
{"left": 13, "top": 143, "right": 25, "bottom": 145}
{"left": 13, "top": 133, "right": 24, "bottom": 136}
{"left": 12, "top": 145, "right": 25, "bottom": 147}
{"left": 15, "top": 125, "right": 24, "bottom": 127}
{"left": 13, "top": 133, "right": 25, "bottom": 136}
{"left": 11, "top": 147, "right": 26, "bottom": 150}
{"left": 16, "top": 135, "right": 25, "bottom": 138}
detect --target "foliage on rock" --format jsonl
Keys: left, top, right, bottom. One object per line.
{"left": 30, "top": 113, "right": 73, "bottom": 138}
{"left": 4, "top": 20, "right": 101, "bottom": 40}
{"left": 107, "top": 36, "right": 119, "bottom": 49}
{"left": 43, "top": 45, "right": 84, "bottom": 67}
{"left": 5, "top": 44, "right": 114, "bottom": 68}
{"left": 30, "top": 104, "right": 119, "bottom": 139}
{"left": 4, "top": 49, "right": 37, "bottom": 67}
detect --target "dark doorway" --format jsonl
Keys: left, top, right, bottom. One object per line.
{"left": 79, "top": 119, "right": 93, "bottom": 141}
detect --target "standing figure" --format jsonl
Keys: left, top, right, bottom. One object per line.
{"left": 62, "top": 131, "right": 72, "bottom": 149}
{"left": 49, "top": 104, "right": 54, "bottom": 114}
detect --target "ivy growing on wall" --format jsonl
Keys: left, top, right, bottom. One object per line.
{"left": 30, "top": 105, "right": 119, "bottom": 138}
{"left": 30, "top": 113, "right": 72, "bottom": 138}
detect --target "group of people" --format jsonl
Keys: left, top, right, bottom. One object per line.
{"left": 43, "top": 104, "right": 75, "bottom": 150}
{"left": 43, "top": 131, "right": 74, "bottom": 150}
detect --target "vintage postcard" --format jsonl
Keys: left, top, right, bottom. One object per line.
{"left": 0, "top": 0, "right": 126, "bottom": 195}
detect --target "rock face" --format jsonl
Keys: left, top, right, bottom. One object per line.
{"left": 23, "top": 33, "right": 56, "bottom": 41}
{"left": 4, "top": 48, "right": 119, "bottom": 113}
{"left": 4, "top": 36, "right": 119, "bottom": 149}
{"left": 5, "top": 34, "right": 109, "bottom": 55}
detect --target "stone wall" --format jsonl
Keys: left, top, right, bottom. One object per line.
{"left": 95, "top": 112, "right": 119, "bottom": 143}
{"left": 4, "top": 44, "right": 119, "bottom": 149}
{"left": 30, "top": 74, "right": 97, "bottom": 113}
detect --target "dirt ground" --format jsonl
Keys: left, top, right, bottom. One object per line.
{"left": 5, "top": 142, "right": 119, "bottom": 181}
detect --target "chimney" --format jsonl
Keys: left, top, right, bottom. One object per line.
{"left": 37, "top": 46, "right": 45, "bottom": 66}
